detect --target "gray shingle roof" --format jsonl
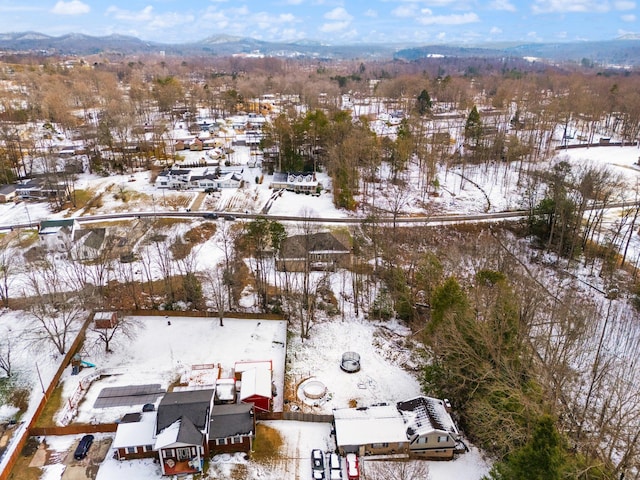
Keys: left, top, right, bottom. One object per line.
{"left": 209, "top": 404, "right": 254, "bottom": 439}
{"left": 156, "top": 389, "right": 214, "bottom": 435}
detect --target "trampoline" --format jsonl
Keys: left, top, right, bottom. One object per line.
{"left": 340, "top": 351, "right": 361, "bottom": 373}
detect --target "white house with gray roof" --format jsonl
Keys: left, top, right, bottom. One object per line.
{"left": 333, "top": 396, "right": 463, "bottom": 460}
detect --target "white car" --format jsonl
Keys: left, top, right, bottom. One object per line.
{"left": 328, "top": 453, "right": 343, "bottom": 479}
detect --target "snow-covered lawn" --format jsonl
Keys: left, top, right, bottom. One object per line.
{"left": 23, "top": 313, "right": 492, "bottom": 480}
{"left": 60, "top": 316, "right": 288, "bottom": 425}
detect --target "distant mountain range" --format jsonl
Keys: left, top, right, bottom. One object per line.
{"left": 0, "top": 31, "right": 639, "bottom": 66}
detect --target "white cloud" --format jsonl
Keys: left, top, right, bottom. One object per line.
{"left": 51, "top": 0, "right": 90, "bottom": 15}
{"left": 324, "top": 7, "right": 353, "bottom": 21}
{"left": 615, "top": 0, "right": 636, "bottom": 9}
{"left": 489, "top": 0, "right": 517, "bottom": 12}
{"left": 319, "top": 21, "right": 351, "bottom": 32}
{"left": 106, "top": 6, "right": 154, "bottom": 22}
{"left": 392, "top": 5, "right": 417, "bottom": 17}
{"left": 416, "top": 10, "right": 480, "bottom": 25}
{"left": 106, "top": 5, "right": 196, "bottom": 30}
{"left": 436, "top": 32, "right": 447, "bottom": 40}
{"left": 320, "top": 6, "right": 352, "bottom": 32}
{"left": 490, "top": 26, "right": 502, "bottom": 34}
{"left": 388, "top": 0, "right": 459, "bottom": 6}
{"left": 532, "top": 0, "right": 610, "bottom": 14}
{"left": 364, "top": 9, "right": 378, "bottom": 17}
{"left": 284, "top": 0, "right": 304, "bottom": 4}
{"left": 621, "top": 13, "right": 636, "bottom": 20}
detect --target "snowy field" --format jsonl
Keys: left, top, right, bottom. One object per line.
{"left": 2, "top": 121, "right": 640, "bottom": 479}
{"left": 5, "top": 312, "right": 491, "bottom": 480}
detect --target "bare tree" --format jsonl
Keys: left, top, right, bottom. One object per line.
{"left": 205, "top": 263, "right": 230, "bottom": 327}
{"left": 0, "top": 327, "right": 13, "bottom": 377}
{"left": 24, "top": 260, "right": 84, "bottom": 355}
{"left": 364, "top": 459, "right": 431, "bottom": 480}
{"left": 91, "top": 315, "right": 142, "bottom": 353}
{"left": 0, "top": 236, "right": 21, "bottom": 308}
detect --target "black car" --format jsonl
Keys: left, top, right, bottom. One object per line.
{"left": 203, "top": 212, "right": 218, "bottom": 219}
{"left": 74, "top": 434, "right": 94, "bottom": 460}
{"left": 223, "top": 214, "right": 236, "bottom": 221}
{"left": 311, "top": 449, "right": 325, "bottom": 479}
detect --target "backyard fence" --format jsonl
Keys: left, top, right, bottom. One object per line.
{"left": 0, "top": 312, "right": 94, "bottom": 480}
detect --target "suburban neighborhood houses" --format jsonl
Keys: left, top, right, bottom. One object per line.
{"left": 2, "top": 32, "right": 640, "bottom": 480}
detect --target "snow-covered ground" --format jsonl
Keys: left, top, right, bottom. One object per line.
{"left": 2, "top": 119, "right": 640, "bottom": 479}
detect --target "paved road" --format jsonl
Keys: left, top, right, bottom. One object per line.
{"left": 1, "top": 201, "right": 637, "bottom": 231}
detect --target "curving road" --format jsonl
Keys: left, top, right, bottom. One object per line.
{"left": 2, "top": 201, "right": 636, "bottom": 231}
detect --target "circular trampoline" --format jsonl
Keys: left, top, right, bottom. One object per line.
{"left": 340, "top": 351, "right": 361, "bottom": 373}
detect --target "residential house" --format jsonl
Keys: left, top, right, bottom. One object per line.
{"left": 16, "top": 178, "right": 69, "bottom": 200}
{"left": 113, "top": 411, "right": 157, "bottom": 461}
{"left": 332, "top": 397, "right": 463, "bottom": 460}
{"left": 333, "top": 403, "right": 410, "bottom": 457}
{"left": 396, "top": 396, "right": 461, "bottom": 460}
{"left": 38, "top": 219, "right": 77, "bottom": 252}
{"left": 155, "top": 166, "right": 242, "bottom": 190}
{"left": 189, "top": 138, "right": 203, "bottom": 151}
{"left": 16, "top": 179, "right": 44, "bottom": 199}
{"left": 208, "top": 403, "right": 255, "bottom": 455}
{"left": 155, "top": 389, "right": 214, "bottom": 476}
{"left": 0, "top": 184, "right": 16, "bottom": 203}
{"left": 276, "top": 231, "right": 352, "bottom": 272}
{"left": 270, "top": 172, "right": 319, "bottom": 194}
{"left": 72, "top": 227, "right": 106, "bottom": 260}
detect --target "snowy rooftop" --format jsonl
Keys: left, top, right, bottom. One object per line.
{"left": 112, "top": 411, "right": 157, "bottom": 449}
{"left": 333, "top": 404, "right": 408, "bottom": 447}
{"left": 397, "top": 396, "right": 459, "bottom": 436}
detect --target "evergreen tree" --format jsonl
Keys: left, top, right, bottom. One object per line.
{"left": 416, "top": 89, "right": 432, "bottom": 115}
{"left": 464, "top": 105, "right": 483, "bottom": 147}
{"left": 485, "top": 415, "right": 564, "bottom": 480}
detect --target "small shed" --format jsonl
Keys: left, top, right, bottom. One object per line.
{"left": 239, "top": 368, "right": 272, "bottom": 413}
{"left": 94, "top": 311, "right": 119, "bottom": 329}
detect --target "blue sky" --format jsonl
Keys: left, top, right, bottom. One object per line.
{"left": 0, "top": 0, "right": 637, "bottom": 45}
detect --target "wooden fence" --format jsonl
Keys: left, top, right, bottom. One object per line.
{"left": 124, "top": 310, "right": 286, "bottom": 321}
{"left": 0, "top": 312, "right": 95, "bottom": 480}
{"left": 0, "top": 309, "right": 304, "bottom": 480}
{"left": 30, "top": 424, "right": 118, "bottom": 437}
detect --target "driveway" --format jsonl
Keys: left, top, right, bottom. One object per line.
{"left": 62, "top": 437, "right": 112, "bottom": 480}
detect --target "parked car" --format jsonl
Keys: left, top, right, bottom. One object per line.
{"left": 345, "top": 453, "right": 359, "bottom": 480}
{"left": 329, "top": 452, "right": 343, "bottom": 479}
{"left": 203, "top": 212, "right": 218, "bottom": 219}
{"left": 311, "top": 449, "right": 325, "bottom": 479}
{"left": 74, "top": 434, "right": 94, "bottom": 460}
{"left": 223, "top": 214, "right": 236, "bottom": 221}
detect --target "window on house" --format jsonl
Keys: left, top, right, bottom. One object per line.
{"left": 216, "top": 438, "right": 227, "bottom": 446}
{"left": 164, "top": 449, "right": 175, "bottom": 458}
{"left": 232, "top": 436, "right": 243, "bottom": 444}
{"left": 417, "top": 437, "right": 427, "bottom": 444}
{"left": 177, "top": 447, "right": 191, "bottom": 460}
{"left": 144, "top": 445, "right": 153, "bottom": 452}
{"left": 437, "top": 436, "right": 449, "bottom": 443}
{"left": 126, "top": 447, "right": 136, "bottom": 454}
{"left": 371, "top": 442, "right": 389, "bottom": 449}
